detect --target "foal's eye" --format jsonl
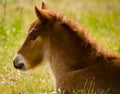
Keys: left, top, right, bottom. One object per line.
{"left": 29, "top": 35, "right": 37, "bottom": 41}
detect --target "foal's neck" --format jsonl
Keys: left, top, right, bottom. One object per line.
{"left": 49, "top": 22, "right": 99, "bottom": 79}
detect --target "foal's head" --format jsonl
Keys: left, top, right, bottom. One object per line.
{"left": 13, "top": 2, "right": 57, "bottom": 70}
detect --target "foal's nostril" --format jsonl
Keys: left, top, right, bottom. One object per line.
{"left": 14, "top": 62, "right": 24, "bottom": 69}
{"left": 15, "top": 63, "right": 24, "bottom": 69}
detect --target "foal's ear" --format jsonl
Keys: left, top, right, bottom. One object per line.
{"left": 41, "top": 1, "right": 48, "bottom": 9}
{"left": 35, "top": 6, "right": 51, "bottom": 23}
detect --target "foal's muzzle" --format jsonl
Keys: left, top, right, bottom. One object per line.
{"left": 13, "top": 59, "right": 24, "bottom": 69}
{"left": 13, "top": 54, "right": 25, "bottom": 70}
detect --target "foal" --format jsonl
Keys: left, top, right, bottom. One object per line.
{"left": 13, "top": 2, "right": 120, "bottom": 94}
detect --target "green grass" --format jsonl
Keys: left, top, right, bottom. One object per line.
{"left": 0, "top": 0, "right": 120, "bottom": 93}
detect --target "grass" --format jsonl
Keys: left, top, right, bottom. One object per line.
{"left": 0, "top": 0, "right": 120, "bottom": 93}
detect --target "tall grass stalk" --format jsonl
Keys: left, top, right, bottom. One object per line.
{"left": 0, "top": 0, "right": 7, "bottom": 36}
{"left": 2, "top": 0, "right": 7, "bottom": 26}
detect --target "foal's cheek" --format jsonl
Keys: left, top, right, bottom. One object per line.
{"left": 27, "top": 36, "right": 42, "bottom": 51}
{"left": 33, "top": 37, "right": 43, "bottom": 50}
{"left": 31, "top": 37, "right": 45, "bottom": 57}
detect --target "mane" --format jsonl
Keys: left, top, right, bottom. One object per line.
{"left": 53, "top": 12, "right": 102, "bottom": 52}
{"left": 54, "top": 12, "right": 88, "bottom": 40}
{"left": 51, "top": 10, "right": 120, "bottom": 61}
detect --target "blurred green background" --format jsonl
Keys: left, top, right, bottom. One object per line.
{"left": 0, "top": 0, "right": 120, "bottom": 93}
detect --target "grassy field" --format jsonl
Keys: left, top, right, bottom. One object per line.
{"left": 0, "top": 0, "right": 120, "bottom": 93}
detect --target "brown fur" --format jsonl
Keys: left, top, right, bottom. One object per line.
{"left": 16, "top": 2, "right": 120, "bottom": 94}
